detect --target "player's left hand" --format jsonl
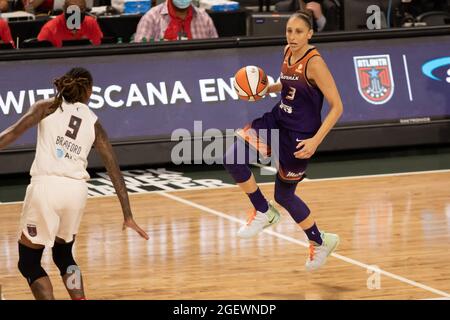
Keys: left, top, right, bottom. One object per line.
{"left": 294, "top": 138, "right": 319, "bottom": 159}
{"left": 123, "top": 218, "right": 149, "bottom": 240}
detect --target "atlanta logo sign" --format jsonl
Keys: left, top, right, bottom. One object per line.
{"left": 353, "top": 55, "right": 395, "bottom": 105}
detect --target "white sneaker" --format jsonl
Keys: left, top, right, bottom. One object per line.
{"left": 237, "top": 201, "right": 281, "bottom": 238}
{"left": 305, "top": 232, "right": 340, "bottom": 272}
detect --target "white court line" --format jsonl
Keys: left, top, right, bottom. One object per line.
{"left": 158, "top": 191, "right": 450, "bottom": 299}
{"left": 2, "top": 170, "right": 449, "bottom": 297}
{"left": 252, "top": 163, "right": 450, "bottom": 183}
{"left": 1, "top": 168, "right": 450, "bottom": 206}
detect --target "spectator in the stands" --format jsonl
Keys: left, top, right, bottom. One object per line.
{"left": 0, "top": 18, "right": 15, "bottom": 47}
{"left": 305, "top": 0, "right": 340, "bottom": 32}
{"left": 134, "top": 0, "right": 218, "bottom": 42}
{"left": 0, "top": 0, "right": 9, "bottom": 12}
{"left": 404, "top": 0, "right": 449, "bottom": 16}
{"left": 37, "top": 0, "right": 103, "bottom": 47}
{"left": 276, "top": 0, "right": 341, "bottom": 32}
{"left": 23, "top": 0, "right": 54, "bottom": 14}
{"left": 393, "top": 0, "right": 449, "bottom": 27}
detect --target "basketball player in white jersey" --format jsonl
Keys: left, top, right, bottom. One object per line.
{"left": 0, "top": 67, "right": 149, "bottom": 300}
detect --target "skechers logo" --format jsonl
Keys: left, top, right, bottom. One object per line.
{"left": 422, "top": 57, "right": 450, "bottom": 83}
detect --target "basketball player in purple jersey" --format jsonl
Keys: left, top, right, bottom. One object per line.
{"left": 0, "top": 68, "right": 149, "bottom": 299}
{"left": 224, "top": 11, "right": 343, "bottom": 271}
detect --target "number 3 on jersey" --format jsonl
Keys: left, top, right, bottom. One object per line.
{"left": 286, "top": 87, "right": 296, "bottom": 101}
{"left": 66, "top": 116, "right": 82, "bottom": 140}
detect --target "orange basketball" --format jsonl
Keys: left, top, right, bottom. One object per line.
{"left": 233, "top": 66, "right": 268, "bottom": 102}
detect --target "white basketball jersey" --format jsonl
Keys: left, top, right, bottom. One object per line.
{"left": 30, "top": 101, "right": 98, "bottom": 180}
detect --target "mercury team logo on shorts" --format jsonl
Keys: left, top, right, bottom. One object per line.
{"left": 353, "top": 54, "right": 394, "bottom": 105}
{"left": 286, "top": 171, "right": 303, "bottom": 178}
{"left": 27, "top": 224, "right": 37, "bottom": 237}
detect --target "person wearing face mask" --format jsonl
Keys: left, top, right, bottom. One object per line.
{"left": 37, "top": 0, "right": 103, "bottom": 47}
{"left": 134, "top": 0, "right": 218, "bottom": 42}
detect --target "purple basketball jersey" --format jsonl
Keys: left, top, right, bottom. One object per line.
{"left": 272, "top": 46, "right": 324, "bottom": 134}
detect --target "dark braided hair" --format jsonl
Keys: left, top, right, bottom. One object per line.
{"left": 289, "top": 10, "right": 314, "bottom": 30}
{"left": 53, "top": 67, "right": 93, "bottom": 110}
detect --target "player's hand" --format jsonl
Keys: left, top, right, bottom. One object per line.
{"left": 294, "top": 137, "right": 319, "bottom": 159}
{"left": 306, "top": 2, "right": 324, "bottom": 20}
{"left": 123, "top": 218, "right": 149, "bottom": 240}
{"left": 266, "top": 83, "right": 282, "bottom": 95}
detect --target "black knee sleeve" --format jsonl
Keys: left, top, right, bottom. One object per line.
{"left": 52, "top": 241, "right": 77, "bottom": 276}
{"left": 18, "top": 243, "right": 48, "bottom": 285}
{"left": 274, "top": 176, "right": 297, "bottom": 205}
{"left": 274, "top": 176, "right": 311, "bottom": 223}
{"left": 223, "top": 141, "right": 255, "bottom": 183}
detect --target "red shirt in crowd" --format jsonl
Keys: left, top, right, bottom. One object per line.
{"left": 0, "top": 19, "right": 14, "bottom": 47}
{"left": 37, "top": 14, "right": 103, "bottom": 47}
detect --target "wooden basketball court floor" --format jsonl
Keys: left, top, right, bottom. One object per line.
{"left": 1, "top": 170, "right": 449, "bottom": 300}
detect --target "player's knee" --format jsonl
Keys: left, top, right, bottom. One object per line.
{"left": 224, "top": 163, "right": 252, "bottom": 183}
{"left": 274, "top": 188, "right": 294, "bottom": 208}
{"left": 274, "top": 179, "right": 296, "bottom": 208}
{"left": 17, "top": 243, "right": 48, "bottom": 285}
{"left": 52, "top": 240, "right": 77, "bottom": 276}
{"left": 223, "top": 148, "right": 252, "bottom": 183}
{"left": 274, "top": 182, "right": 311, "bottom": 223}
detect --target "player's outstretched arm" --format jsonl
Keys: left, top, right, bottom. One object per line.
{"left": 0, "top": 99, "right": 54, "bottom": 150}
{"left": 93, "top": 121, "right": 149, "bottom": 240}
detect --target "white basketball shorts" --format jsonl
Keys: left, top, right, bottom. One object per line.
{"left": 18, "top": 176, "right": 88, "bottom": 247}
